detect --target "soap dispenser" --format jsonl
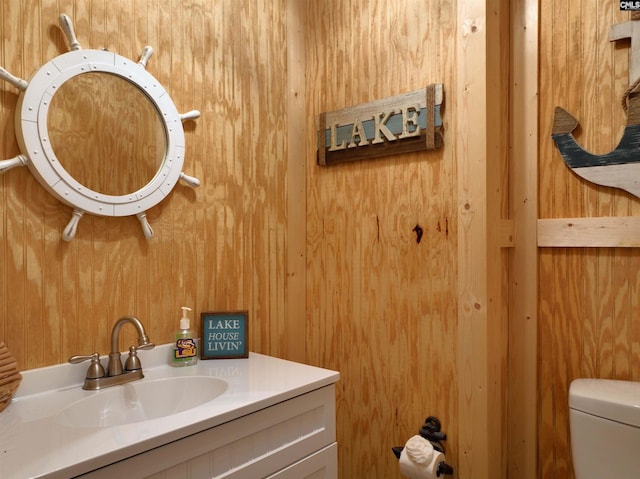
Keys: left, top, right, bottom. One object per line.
{"left": 171, "top": 306, "right": 198, "bottom": 367}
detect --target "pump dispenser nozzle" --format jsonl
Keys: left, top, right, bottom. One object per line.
{"left": 180, "top": 306, "right": 192, "bottom": 330}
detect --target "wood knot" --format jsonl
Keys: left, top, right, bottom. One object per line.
{"left": 412, "top": 224, "right": 424, "bottom": 244}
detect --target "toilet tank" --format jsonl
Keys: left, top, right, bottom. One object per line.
{"left": 569, "top": 379, "right": 640, "bottom": 479}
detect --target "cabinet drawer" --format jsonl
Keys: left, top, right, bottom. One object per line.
{"left": 265, "top": 443, "right": 337, "bottom": 479}
{"left": 78, "top": 385, "right": 336, "bottom": 479}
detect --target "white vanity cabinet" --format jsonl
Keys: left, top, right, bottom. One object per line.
{"left": 2, "top": 349, "right": 339, "bottom": 479}
{"left": 76, "top": 385, "right": 337, "bottom": 479}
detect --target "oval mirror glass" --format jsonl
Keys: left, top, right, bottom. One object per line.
{"left": 47, "top": 72, "right": 167, "bottom": 196}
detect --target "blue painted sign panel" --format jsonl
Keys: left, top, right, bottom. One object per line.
{"left": 201, "top": 311, "right": 249, "bottom": 359}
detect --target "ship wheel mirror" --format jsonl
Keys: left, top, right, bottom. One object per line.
{"left": 0, "top": 13, "right": 201, "bottom": 241}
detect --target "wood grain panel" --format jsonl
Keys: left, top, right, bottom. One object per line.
{"left": 1, "top": 1, "right": 520, "bottom": 478}
{"left": 304, "top": 1, "right": 461, "bottom": 477}
{"left": 539, "top": 2, "right": 640, "bottom": 478}
{"left": 0, "top": 0, "right": 291, "bottom": 370}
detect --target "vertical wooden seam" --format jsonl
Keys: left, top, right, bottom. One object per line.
{"left": 286, "top": 0, "right": 306, "bottom": 363}
{"left": 486, "top": 0, "right": 510, "bottom": 477}
{"left": 509, "top": 0, "right": 539, "bottom": 477}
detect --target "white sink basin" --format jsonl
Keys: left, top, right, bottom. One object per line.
{"left": 55, "top": 376, "right": 228, "bottom": 428}
{"left": 1, "top": 345, "right": 340, "bottom": 479}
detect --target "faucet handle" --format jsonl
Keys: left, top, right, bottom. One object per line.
{"left": 124, "top": 342, "right": 154, "bottom": 371}
{"left": 124, "top": 345, "right": 142, "bottom": 371}
{"left": 69, "top": 352, "right": 106, "bottom": 379}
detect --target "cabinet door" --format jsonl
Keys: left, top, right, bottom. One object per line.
{"left": 77, "top": 385, "right": 336, "bottom": 479}
{"left": 265, "top": 443, "right": 337, "bottom": 479}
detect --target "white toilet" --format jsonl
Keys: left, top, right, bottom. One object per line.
{"left": 569, "top": 378, "right": 640, "bottom": 478}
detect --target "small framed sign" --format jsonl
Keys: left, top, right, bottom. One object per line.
{"left": 200, "top": 311, "right": 249, "bottom": 359}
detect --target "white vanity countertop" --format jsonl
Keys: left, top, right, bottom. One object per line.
{"left": 0, "top": 345, "right": 339, "bottom": 479}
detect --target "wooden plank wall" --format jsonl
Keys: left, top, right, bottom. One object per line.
{"left": 304, "top": 2, "right": 459, "bottom": 476}
{"left": 0, "top": 1, "right": 523, "bottom": 478}
{"left": 539, "top": 1, "right": 640, "bottom": 478}
{"left": 304, "top": 1, "right": 510, "bottom": 477}
{"left": 0, "top": 0, "right": 297, "bottom": 368}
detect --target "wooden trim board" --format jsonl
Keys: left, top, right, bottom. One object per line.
{"left": 508, "top": 0, "right": 539, "bottom": 477}
{"left": 538, "top": 216, "right": 640, "bottom": 247}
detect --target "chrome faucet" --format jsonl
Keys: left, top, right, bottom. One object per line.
{"left": 69, "top": 315, "right": 155, "bottom": 390}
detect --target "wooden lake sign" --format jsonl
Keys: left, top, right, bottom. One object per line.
{"left": 317, "top": 84, "right": 443, "bottom": 166}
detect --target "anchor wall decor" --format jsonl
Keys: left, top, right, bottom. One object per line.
{"left": 552, "top": 13, "right": 640, "bottom": 199}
